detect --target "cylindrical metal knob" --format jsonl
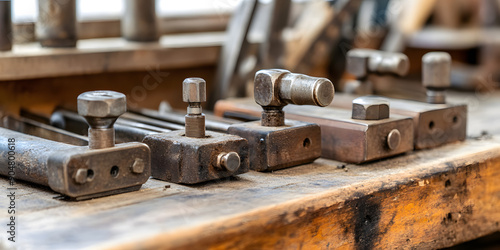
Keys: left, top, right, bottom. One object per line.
{"left": 122, "top": 0, "right": 158, "bottom": 42}
{"left": 216, "top": 152, "right": 241, "bottom": 172}
{"left": 0, "top": 1, "right": 12, "bottom": 51}
{"left": 183, "top": 78, "right": 206, "bottom": 138}
{"left": 279, "top": 73, "right": 335, "bottom": 107}
{"left": 77, "top": 91, "right": 127, "bottom": 149}
{"left": 346, "top": 49, "right": 410, "bottom": 78}
{"left": 254, "top": 69, "right": 335, "bottom": 127}
{"left": 352, "top": 96, "right": 390, "bottom": 120}
{"left": 387, "top": 129, "right": 401, "bottom": 150}
{"left": 36, "top": 0, "right": 77, "bottom": 48}
{"left": 422, "top": 52, "right": 451, "bottom": 104}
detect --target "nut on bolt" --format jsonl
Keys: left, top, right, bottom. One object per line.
{"left": 183, "top": 78, "right": 206, "bottom": 138}
{"left": 352, "top": 96, "right": 390, "bottom": 120}
{"left": 131, "top": 158, "right": 145, "bottom": 174}
{"left": 77, "top": 90, "right": 127, "bottom": 149}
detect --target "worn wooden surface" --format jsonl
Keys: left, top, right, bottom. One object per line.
{"left": 0, "top": 136, "right": 499, "bottom": 249}
{"left": 0, "top": 32, "right": 224, "bottom": 81}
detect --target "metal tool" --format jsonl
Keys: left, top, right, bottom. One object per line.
{"left": 122, "top": 0, "right": 158, "bottom": 42}
{"left": 345, "top": 49, "right": 410, "bottom": 94}
{"left": 143, "top": 78, "right": 249, "bottom": 184}
{"left": 214, "top": 95, "right": 414, "bottom": 164}
{"left": 49, "top": 109, "right": 175, "bottom": 143}
{"left": 0, "top": 0, "right": 12, "bottom": 51}
{"left": 333, "top": 51, "right": 467, "bottom": 149}
{"left": 227, "top": 69, "right": 333, "bottom": 171}
{"left": 0, "top": 91, "right": 151, "bottom": 200}
{"left": 2, "top": 115, "right": 88, "bottom": 146}
{"left": 36, "top": 0, "right": 77, "bottom": 47}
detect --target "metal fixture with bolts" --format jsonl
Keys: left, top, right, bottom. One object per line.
{"left": 122, "top": 0, "right": 158, "bottom": 42}
{"left": 142, "top": 78, "right": 249, "bottom": 184}
{"left": 332, "top": 51, "right": 467, "bottom": 150}
{"left": 227, "top": 69, "right": 333, "bottom": 171}
{"left": 0, "top": 91, "right": 151, "bottom": 200}
{"left": 215, "top": 95, "right": 414, "bottom": 164}
{"left": 36, "top": 0, "right": 77, "bottom": 48}
{"left": 345, "top": 49, "right": 410, "bottom": 95}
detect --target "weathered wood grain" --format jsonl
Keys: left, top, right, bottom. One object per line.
{"left": 1, "top": 138, "right": 499, "bottom": 249}
{"left": 0, "top": 32, "right": 224, "bottom": 81}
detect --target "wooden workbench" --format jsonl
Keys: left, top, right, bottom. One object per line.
{"left": 1, "top": 91, "right": 500, "bottom": 249}
{"left": 0, "top": 136, "right": 499, "bottom": 249}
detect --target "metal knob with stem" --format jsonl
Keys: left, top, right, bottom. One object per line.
{"left": 77, "top": 91, "right": 127, "bottom": 149}
{"left": 254, "top": 69, "right": 335, "bottom": 127}
{"left": 422, "top": 52, "right": 451, "bottom": 104}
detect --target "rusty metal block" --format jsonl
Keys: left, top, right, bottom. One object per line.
{"left": 143, "top": 130, "right": 249, "bottom": 184}
{"left": 0, "top": 128, "right": 151, "bottom": 200}
{"left": 388, "top": 99, "right": 467, "bottom": 150}
{"left": 282, "top": 105, "right": 414, "bottom": 164}
{"left": 228, "top": 120, "right": 321, "bottom": 171}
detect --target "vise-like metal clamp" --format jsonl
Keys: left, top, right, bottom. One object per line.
{"left": 227, "top": 69, "right": 334, "bottom": 171}
{"left": 345, "top": 49, "right": 410, "bottom": 95}
{"left": 143, "top": 78, "right": 249, "bottom": 184}
{"left": 0, "top": 91, "right": 151, "bottom": 200}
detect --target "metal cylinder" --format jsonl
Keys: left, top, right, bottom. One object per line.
{"left": 261, "top": 108, "right": 285, "bottom": 127}
{"left": 36, "top": 0, "right": 77, "bottom": 48}
{"left": 185, "top": 114, "right": 205, "bottom": 138}
{"left": 279, "top": 73, "right": 335, "bottom": 107}
{"left": 422, "top": 52, "right": 451, "bottom": 104}
{"left": 122, "top": 0, "right": 158, "bottom": 42}
{"left": 0, "top": 1, "right": 12, "bottom": 51}
{"left": 88, "top": 128, "right": 114, "bottom": 149}
{"left": 0, "top": 128, "right": 71, "bottom": 186}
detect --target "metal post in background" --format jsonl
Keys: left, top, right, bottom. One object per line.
{"left": 122, "top": 0, "right": 158, "bottom": 42}
{"left": 0, "top": 0, "right": 12, "bottom": 51}
{"left": 36, "top": 0, "right": 77, "bottom": 48}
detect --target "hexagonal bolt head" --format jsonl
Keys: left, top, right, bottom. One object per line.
{"left": 422, "top": 52, "right": 451, "bottom": 89}
{"left": 254, "top": 69, "right": 334, "bottom": 108}
{"left": 347, "top": 49, "right": 409, "bottom": 78}
{"left": 217, "top": 152, "right": 241, "bottom": 172}
{"left": 183, "top": 78, "right": 206, "bottom": 103}
{"left": 77, "top": 91, "right": 127, "bottom": 119}
{"left": 131, "top": 158, "right": 145, "bottom": 174}
{"left": 352, "top": 96, "right": 390, "bottom": 120}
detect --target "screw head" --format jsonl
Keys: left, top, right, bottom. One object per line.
{"left": 352, "top": 96, "right": 390, "bottom": 120}
{"left": 183, "top": 78, "right": 206, "bottom": 103}
{"left": 74, "top": 168, "right": 89, "bottom": 184}
{"left": 77, "top": 91, "right": 126, "bottom": 118}
{"left": 387, "top": 129, "right": 401, "bottom": 150}
{"left": 131, "top": 158, "right": 145, "bottom": 174}
{"left": 217, "top": 152, "right": 240, "bottom": 172}
{"left": 254, "top": 69, "right": 290, "bottom": 107}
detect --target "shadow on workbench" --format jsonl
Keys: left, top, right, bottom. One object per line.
{"left": 444, "top": 232, "right": 500, "bottom": 249}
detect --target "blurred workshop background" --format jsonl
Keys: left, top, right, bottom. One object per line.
{"left": 0, "top": 0, "right": 499, "bottom": 136}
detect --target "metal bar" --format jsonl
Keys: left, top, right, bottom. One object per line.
{"left": 2, "top": 115, "right": 88, "bottom": 146}
{"left": 36, "top": 0, "right": 77, "bottom": 47}
{"left": 50, "top": 110, "right": 171, "bottom": 143}
{"left": 129, "top": 108, "right": 234, "bottom": 133}
{"left": 0, "top": 127, "right": 71, "bottom": 186}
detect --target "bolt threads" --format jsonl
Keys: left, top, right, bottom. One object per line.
{"left": 261, "top": 108, "right": 285, "bottom": 127}
{"left": 88, "top": 128, "right": 114, "bottom": 149}
{"left": 185, "top": 114, "right": 205, "bottom": 138}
